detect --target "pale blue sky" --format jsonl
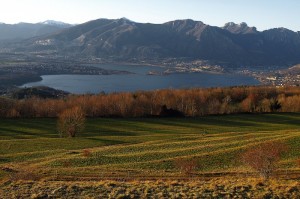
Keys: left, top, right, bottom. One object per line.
{"left": 0, "top": 0, "right": 299, "bottom": 31}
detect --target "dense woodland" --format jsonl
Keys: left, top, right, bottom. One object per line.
{"left": 1, "top": 86, "right": 300, "bottom": 118}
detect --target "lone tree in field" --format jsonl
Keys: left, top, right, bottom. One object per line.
{"left": 57, "top": 106, "right": 85, "bottom": 137}
{"left": 241, "top": 141, "right": 287, "bottom": 179}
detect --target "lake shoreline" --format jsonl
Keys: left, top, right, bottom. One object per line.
{"left": 21, "top": 64, "right": 260, "bottom": 94}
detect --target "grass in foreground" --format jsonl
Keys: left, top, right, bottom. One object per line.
{"left": 0, "top": 113, "right": 300, "bottom": 180}
{"left": 1, "top": 178, "right": 300, "bottom": 198}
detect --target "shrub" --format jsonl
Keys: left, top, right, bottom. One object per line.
{"left": 241, "top": 141, "right": 287, "bottom": 179}
{"left": 295, "top": 158, "right": 300, "bottom": 169}
{"left": 82, "top": 149, "right": 92, "bottom": 157}
{"left": 159, "top": 105, "right": 185, "bottom": 117}
{"left": 57, "top": 106, "right": 85, "bottom": 137}
{"left": 174, "top": 158, "right": 198, "bottom": 176}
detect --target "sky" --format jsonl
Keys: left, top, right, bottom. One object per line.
{"left": 0, "top": 0, "right": 299, "bottom": 31}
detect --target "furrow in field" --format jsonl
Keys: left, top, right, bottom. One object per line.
{"left": 103, "top": 133, "right": 300, "bottom": 170}
{"left": 44, "top": 131, "right": 300, "bottom": 168}
{"left": 87, "top": 131, "right": 291, "bottom": 156}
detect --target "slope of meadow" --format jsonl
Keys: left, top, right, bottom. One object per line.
{"left": 1, "top": 113, "right": 300, "bottom": 198}
{"left": 0, "top": 113, "right": 300, "bottom": 180}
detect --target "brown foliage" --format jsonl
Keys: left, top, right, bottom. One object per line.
{"left": 174, "top": 158, "right": 198, "bottom": 175}
{"left": 297, "top": 159, "right": 300, "bottom": 167}
{"left": 1, "top": 86, "right": 300, "bottom": 118}
{"left": 57, "top": 106, "right": 85, "bottom": 137}
{"left": 82, "top": 149, "right": 92, "bottom": 157}
{"left": 241, "top": 141, "right": 288, "bottom": 179}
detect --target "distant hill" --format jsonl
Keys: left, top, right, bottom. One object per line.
{"left": 9, "top": 86, "right": 69, "bottom": 99}
{"left": 0, "top": 21, "right": 72, "bottom": 41}
{"left": 5, "top": 18, "right": 300, "bottom": 66}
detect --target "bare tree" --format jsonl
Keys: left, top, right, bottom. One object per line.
{"left": 174, "top": 158, "right": 198, "bottom": 176}
{"left": 241, "top": 141, "right": 287, "bottom": 179}
{"left": 57, "top": 106, "right": 85, "bottom": 137}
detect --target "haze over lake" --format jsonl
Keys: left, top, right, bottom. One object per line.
{"left": 22, "top": 64, "right": 259, "bottom": 94}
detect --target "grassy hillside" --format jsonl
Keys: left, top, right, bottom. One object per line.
{"left": 1, "top": 113, "right": 300, "bottom": 181}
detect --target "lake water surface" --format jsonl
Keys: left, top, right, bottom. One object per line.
{"left": 22, "top": 64, "right": 259, "bottom": 94}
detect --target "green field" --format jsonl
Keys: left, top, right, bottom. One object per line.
{"left": 1, "top": 113, "right": 300, "bottom": 181}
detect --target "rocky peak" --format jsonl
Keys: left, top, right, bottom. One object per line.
{"left": 115, "top": 18, "right": 136, "bottom": 26}
{"left": 262, "top": 28, "right": 299, "bottom": 43}
{"left": 38, "top": 20, "right": 73, "bottom": 29}
{"left": 167, "top": 19, "right": 203, "bottom": 26}
{"left": 223, "top": 22, "right": 257, "bottom": 34}
{"left": 164, "top": 19, "right": 206, "bottom": 33}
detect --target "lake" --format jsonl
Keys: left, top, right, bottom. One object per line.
{"left": 22, "top": 64, "right": 260, "bottom": 94}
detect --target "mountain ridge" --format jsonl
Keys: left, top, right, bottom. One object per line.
{"left": 39, "top": 20, "right": 73, "bottom": 27}
{"left": 0, "top": 21, "right": 72, "bottom": 41}
{"left": 3, "top": 18, "right": 300, "bottom": 66}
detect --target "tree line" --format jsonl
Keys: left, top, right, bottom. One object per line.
{"left": 1, "top": 86, "right": 300, "bottom": 118}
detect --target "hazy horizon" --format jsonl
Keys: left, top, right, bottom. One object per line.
{"left": 0, "top": 0, "right": 299, "bottom": 31}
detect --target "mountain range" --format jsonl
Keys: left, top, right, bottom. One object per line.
{"left": 0, "top": 20, "right": 72, "bottom": 41}
{"left": 2, "top": 18, "right": 300, "bottom": 66}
